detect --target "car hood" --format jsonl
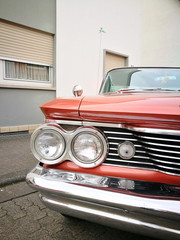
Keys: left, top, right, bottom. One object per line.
{"left": 41, "top": 93, "right": 180, "bottom": 129}
{"left": 79, "top": 93, "right": 180, "bottom": 129}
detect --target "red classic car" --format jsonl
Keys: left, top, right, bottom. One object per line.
{"left": 26, "top": 67, "right": 180, "bottom": 240}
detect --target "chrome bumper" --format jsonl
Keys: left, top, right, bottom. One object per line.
{"left": 26, "top": 164, "right": 180, "bottom": 240}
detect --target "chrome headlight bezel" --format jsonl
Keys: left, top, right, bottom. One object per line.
{"left": 31, "top": 124, "right": 66, "bottom": 164}
{"left": 31, "top": 124, "right": 107, "bottom": 168}
{"left": 70, "top": 127, "right": 107, "bottom": 168}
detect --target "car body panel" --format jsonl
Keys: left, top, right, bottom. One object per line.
{"left": 79, "top": 93, "right": 180, "bottom": 129}
{"left": 27, "top": 67, "right": 180, "bottom": 240}
{"left": 41, "top": 97, "right": 83, "bottom": 120}
{"left": 41, "top": 93, "right": 180, "bottom": 129}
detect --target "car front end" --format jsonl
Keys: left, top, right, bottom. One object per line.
{"left": 27, "top": 67, "right": 180, "bottom": 240}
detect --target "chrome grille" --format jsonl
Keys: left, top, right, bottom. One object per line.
{"left": 101, "top": 127, "right": 180, "bottom": 176}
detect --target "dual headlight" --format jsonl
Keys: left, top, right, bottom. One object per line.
{"left": 31, "top": 124, "right": 107, "bottom": 168}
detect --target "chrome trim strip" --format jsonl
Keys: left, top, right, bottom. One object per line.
{"left": 131, "top": 127, "right": 180, "bottom": 135}
{"left": 106, "top": 157, "right": 179, "bottom": 170}
{"left": 49, "top": 120, "right": 122, "bottom": 128}
{"left": 150, "top": 164, "right": 179, "bottom": 171}
{"left": 145, "top": 146, "right": 180, "bottom": 155}
{"left": 83, "top": 121, "right": 123, "bottom": 128}
{"left": 150, "top": 157, "right": 180, "bottom": 166}
{"left": 108, "top": 153, "right": 119, "bottom": 156}
{"left": 106, "top": 158, "right": 152, "bottom": 165}
{"left": 109, "top": 150, "right": 147, "bottom": 156}
{"left": 109, "top": 142, "right": 142, "bottom": 147}
{"left": 135, "top": 144, "right": 143, "bottom": 147}
{"left": 104, "top": 131, "right": 133, "bottom": 135}
{"left": 148, "top": 152, "right": 179, "bottom": 160}
{"left": 142, "top": 141, "right": 180, "bottom": 148}
{"left": 46, "top": 119, "right": 180, "bottom": 135}
{"left": 135, "top": 150, "right": 147, "bottom": 153}
{"left": 109, "top": 147, "right": 118, "bottom": 151}
{"left": 109, "top": 147, "right": 146, "bottom": 154}
{"left": 46, "top": 120, "right": 83, "bottom": 126}
{"left": 109, "top": 154, "right": 146, "bottom": 159}
{"left": 102, "top": 163, "right": 180, "bottom": 176}
{"left": 139, "top": 136, "right": 180, "bottom": 142}
{"left": 108, "top": 137, "right": 137, "bottom": 141}
{"left": 109, "top": 142, "right": 142, "bottom": 148}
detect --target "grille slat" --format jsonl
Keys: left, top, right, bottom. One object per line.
{"left": 140, "top": 135, "right": 180, "bottom": 142}
{"left": 149, "top": 142, "right": 180, "bottom": 153}
{"left": 151, "top": 157, "right": 180, "bottom": 166}
{"left": 104, "top": 131, "right": 133, "bottom": 135}
{"left": 101, "top": 127, "right": 180, "bottom": 176}
{"left": 148, "top": 152, "right": 180, "bottom": 160}
{"left": 107, "top": 137, "right": 137, "bottom": 141}
{"left": 143, "top": 141, "right": 180, "bottom": 148}
{"left": 106, "top": 157, "right": 152, "bottom": 165}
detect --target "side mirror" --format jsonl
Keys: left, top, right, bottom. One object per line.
{"left": 73, "top": 85, "right": 83, "bottom": 97}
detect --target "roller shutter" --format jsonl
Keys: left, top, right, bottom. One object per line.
{"left": 0, "top": 20, "right": 54, "bottom": 65}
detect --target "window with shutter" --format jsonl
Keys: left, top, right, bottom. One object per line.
{"left": 0, "top": 20, "right": 54, "bottom": 89}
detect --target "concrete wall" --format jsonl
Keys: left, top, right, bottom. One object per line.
{"left": 0, "top": 0, "right": 56, "bottom": 130}
{"left": 0, "top": 88, "right": 55, "bottom": 127}
{"left": 56, "top": 0, "right": 180, "bottom": 97}
{"left": 56, "top": 0, "right": 143, "bottom": 97}
{"left": 141, "top": 0, "right": 180, "bottom": 66}
{"left": 0, "top": 0, "right": 56, "bottom": 33}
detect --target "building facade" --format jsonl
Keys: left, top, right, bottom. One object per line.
{"left": 0, "top": 0, "right": 56, "bottom": 133}
{"left": 0, "top": 0, "right": 180, "bottom": 132}
{"left": 56, "top": 0, "right": 180, "bottom": 96}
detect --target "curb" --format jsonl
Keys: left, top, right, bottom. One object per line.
{"left": 0, "top": 170, "right": 28, "bottom": 187}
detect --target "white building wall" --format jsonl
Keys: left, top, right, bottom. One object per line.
{"left": 141, "top": 0, "right": 180, "bottom": 66}
{"left": 56, "top": 0, "right": 180, "bottom": 97}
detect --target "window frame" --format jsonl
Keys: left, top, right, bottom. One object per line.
{"left": 0, "top": 57, "right": 55, "bottom": 90}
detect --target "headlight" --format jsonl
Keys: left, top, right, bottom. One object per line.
{"left": 31, "top": 124, "right": 66, "bottom": 164}
{"left": 71, "top": 128, "right": 107, "bottom": 168}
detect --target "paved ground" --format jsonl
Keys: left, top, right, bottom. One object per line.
{"left": 0, "top": 132, "right": 158, "bottom": 240}
{"left": 0, "top": 132, "right": 36, "bottom": 187}
{"left": 0, "top": 181, "right": 155, "bottom": 240}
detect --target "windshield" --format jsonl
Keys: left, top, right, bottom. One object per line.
{"left": 100, "top": 68, "right": 180, "bottom": 94}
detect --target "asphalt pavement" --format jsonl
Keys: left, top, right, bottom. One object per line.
{"left": 0, "top": 132, "right": 37, "bottom": 187}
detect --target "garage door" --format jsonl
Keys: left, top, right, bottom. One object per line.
{"left": 104, "top": 51, "right": 128, "bottom": 74}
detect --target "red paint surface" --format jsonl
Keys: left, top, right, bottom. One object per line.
{"left": 41, "top": 93, "right": 180, "bottom": 130}
{"left": 43, "top": 161, "right": 180, "bottom": 185}
{"left": 79, "top": 94, "right": 180, "bottom": 129}
{"left": 41, "top": 97, "right": 83, "bottom": 120}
